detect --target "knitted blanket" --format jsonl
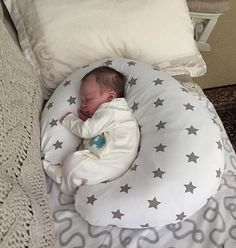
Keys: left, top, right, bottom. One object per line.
{"left": 0, "top": 20, "right": 54, "bottom": 247}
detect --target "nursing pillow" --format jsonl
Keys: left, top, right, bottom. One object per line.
{"left": 41, "top": 58, "right": 224, "bottom": 229}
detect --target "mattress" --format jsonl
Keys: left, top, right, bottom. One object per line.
{"left": 46, "top": 82, "right": 236, "bottom": 248}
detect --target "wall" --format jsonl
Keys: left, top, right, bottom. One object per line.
{"left": 194, "top": 0, "right": 236, "bottom": 89}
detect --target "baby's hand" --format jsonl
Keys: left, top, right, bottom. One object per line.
{"left": 78, "top": 109, "right": 89, "bottom": 121}
{"left": 59, "top": 112, "right": 71, "bottom": 124}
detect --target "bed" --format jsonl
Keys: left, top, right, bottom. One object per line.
{"left": 0, "top": 0, "right": 235, "bottom": 247}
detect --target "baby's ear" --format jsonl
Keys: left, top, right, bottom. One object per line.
{"left": 108, "top": 90, "right": 117, "bottom": 101}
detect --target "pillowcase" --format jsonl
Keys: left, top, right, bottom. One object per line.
{"left": 41, "top": 58, "right": 223, "bottom": 229}
{"left": 3, "top": 0, "right": 206, "bottom": 99}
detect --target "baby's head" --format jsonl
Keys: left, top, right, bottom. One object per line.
{"left": 78, "top": 66, "right": 126, "bottom": 121}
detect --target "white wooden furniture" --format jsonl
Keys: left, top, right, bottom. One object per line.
{"left": 187, "top": 0, "right": 229, "bottom": 52}
{"left": 190, "top": 11, "right": 223, "bottom": 51}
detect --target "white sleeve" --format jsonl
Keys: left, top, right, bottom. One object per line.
{"left": 61, "top": 110, "right": 115, "bottom": 139}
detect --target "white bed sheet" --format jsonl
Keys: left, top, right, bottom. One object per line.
{"left": 46, "top": 83, "right": 236, "bottom": 248}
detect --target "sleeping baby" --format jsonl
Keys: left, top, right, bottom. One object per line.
{"left": 44, "top": 66, "right": 140, "bottom": 196}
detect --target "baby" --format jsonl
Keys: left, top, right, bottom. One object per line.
{"left": 47, "top": 66, "right": 140, "bottom": 196}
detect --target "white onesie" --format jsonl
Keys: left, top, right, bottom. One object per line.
{"left": 54, "top": 98, "right": 140, "bottom": 195}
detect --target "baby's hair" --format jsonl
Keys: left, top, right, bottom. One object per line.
{"left": 81, "top": 66, "right": 126, "bottom": 97}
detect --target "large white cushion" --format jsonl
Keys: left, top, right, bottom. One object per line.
{"left": 41, "top": 58, "right": 223, "bottom": 229}
{"left": 4, "top": 0, "right": 206, "bottom": 98}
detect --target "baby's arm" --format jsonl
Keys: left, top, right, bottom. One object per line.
{"left": 61, "top": 113, "right": 84, "bottom": 137}
{"left": 61, "top": 110, "right": 115, "bottom": 139}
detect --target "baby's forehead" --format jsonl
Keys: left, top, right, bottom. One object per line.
{"left": 80, "top": 80, "right": 101, "bottom": 95}
{"left": 80, "top": 75, "right": 97, "bottom": 87}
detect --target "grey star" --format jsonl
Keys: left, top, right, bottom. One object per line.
{"left": 156, "top": 121, "right": 167, "bottom": 130}
{"left": 53, "top": 140, "right": 63, "bottom": 150}
{"left": 127, "top": 61, "right": 136, "bottom": 66}
{"left": 67, "top": 96, "right": 76, "bottom": 105}
{"left": 120, "top": 184, "right": 132, "bottom": 193}
{"left": 154, "top": 98, "right": 164, "bottom": 108}
{"left": 176, "top": 212, "right": 187, "bottom": 221}
{"left": 153, "top": 168, "right": 165, "bottom": 179}
{"left": 63, "top": 80, "right": 71, "bottom": 87}
{"left": 49, "top": 118, "right": 58, "bottom": 127}
{"left": 131, "top": 164, "right": 139, "bottom": 171}
{"left": 140, "top": 223, "right": 150, "bottom": 228}
{"left": 184, "top": 103, "right": 194, "bottom": 111}
{"left": 104, "top": 60, "right": 113, "bottom": 66}
{"left": 186, "top": 152, "right": 199, "bottom": 163}
{"left": 153, "top": 78, "right": 163, "bottom": 86}
{"left": 112, "top": 209, "right": 124, "bottom": 219}
{"left": 47, "top": 102, "right": 53, "bottom": 110}
{"left": 181, "top": 87, "right": 188, "bottom": 93}
{"left": 216, "top": 168, "right": 222, "bottom": 178}
{"left": 155, "top": 143, "right": 167, "bottom": 152}
{"left": 216, "top": 140, "right": 223, "bottom": 150}
{"left": 184, "top": 181, "right": 197, "bottom": 194}
{"left": 186, "top": 125, "right": 198, "bottom": 135}
{"left": 148, "top": 197, "right": 161, "bottom": 209}
{"left": 87, "top": 195, "right": 97, "bottom": 205}
{"left": 131, "top": 102, "right": 139, "bottom": 112}
{"left": 128, "top": 77, "right": 137, "bottom": 87}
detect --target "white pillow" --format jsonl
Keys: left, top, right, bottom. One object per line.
{"left": 41, "top": 58, "right": 224, "bottom": 229}
{"left": 4, "top": 0, "right": 206, "bottom": 99}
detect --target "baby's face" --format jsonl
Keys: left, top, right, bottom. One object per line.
{"left": 78, "top": 76, "right": 113, "bottom": 121}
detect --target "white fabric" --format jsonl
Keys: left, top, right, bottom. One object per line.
{"left": 49, "top": 98, "right": 140, "bottom": 195}
{"left": 41, "top": 69, "right": 84, "bottom": 166}
{"left": 46, "top": 81, "right": 236, "bottom": 247}
{"left": 3, "top": 0, "right": 206, "bottom": 97}
{"left": 41, "top": 58, "right": 224, "bottom": 229}
{"left": 37, "top": 0, "right": 206, "bottom": 82}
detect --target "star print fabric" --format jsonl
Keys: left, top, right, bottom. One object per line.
{"left": 41, "top": 58, "right": 224, "bottom": 229}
